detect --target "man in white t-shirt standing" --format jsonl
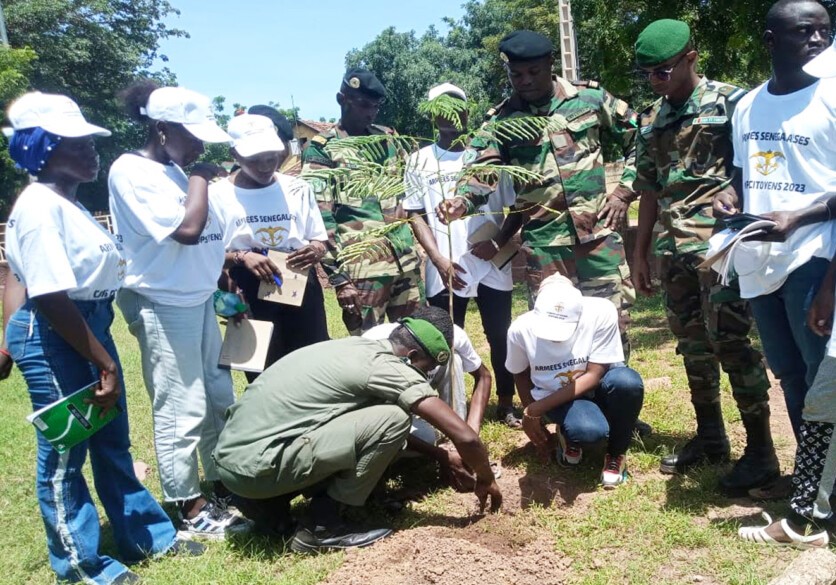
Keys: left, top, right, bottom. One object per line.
{"left": 506, "top": 275, "right": 644, "bottom": 489}
{"left": 404, "top": 83, "right": 519, "bottom": 427}
{"left": 713, "top": 0, "right": 836, "bottom": 497}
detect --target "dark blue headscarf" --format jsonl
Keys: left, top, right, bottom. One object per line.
{"left": 8, "top": 127, "right": 62, "bottom": 175}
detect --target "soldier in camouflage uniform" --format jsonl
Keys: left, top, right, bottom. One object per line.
{"left": 632, "top": 19, "right": 778, "bottom": 496}
{"left": 438, "top": 30, "right": 639, "bottom": 360}
{"left": 302, "top": 69, "right": 421, "bottom": 334}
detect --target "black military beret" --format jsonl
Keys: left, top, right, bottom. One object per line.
{"left": 247, "top": 105, "right": 294, "bottom": 143}
{"left": 341, "top": 68, "right": 386, "bottom": 99}
{"left": 498, "top": 30, "right": 554, "bottom": 63}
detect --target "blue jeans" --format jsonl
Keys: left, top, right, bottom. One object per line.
{"left": 6, "top": 299, "right": 176, "bottom": 584}
{"left": 545, "top": 365, "right": 644, "bottom": 457}
{"left": 748, "top": 257, "right": 829, "bottom": 440}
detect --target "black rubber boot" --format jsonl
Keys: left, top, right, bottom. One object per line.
{"left": 719, "top": 402, "right": 781, "bottom": 497}
{"left": 660, "top": 402, "right": 730, "bottom": 474}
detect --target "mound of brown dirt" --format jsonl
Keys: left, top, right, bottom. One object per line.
{"left": 323, "top": 522, "right": 569, "bottom": 585}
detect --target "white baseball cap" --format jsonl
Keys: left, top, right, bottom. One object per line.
{"left": 427, "top": 82, "right": 467, "bottom": 102}
{"left": 532, "top": 274, "right": 584, "bottom": 342}
{"left": 804, "top": 39, "right": 836, "bottom": 78}
{"left": 3, "top": 92, "right": 111, "bottom": 138}
{"left": 227, "top": 114, "right": 285, "bottom": 157}
{"left": 141, "top": 87, "right": 231, "bottom": 143}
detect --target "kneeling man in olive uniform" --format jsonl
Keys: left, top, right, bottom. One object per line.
{"left": 212, "top": 311, "right": 502, "bottom": 553}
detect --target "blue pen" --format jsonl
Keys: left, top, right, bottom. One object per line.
{"left": 261, "top": 249, "right": 282, "bottom": 287}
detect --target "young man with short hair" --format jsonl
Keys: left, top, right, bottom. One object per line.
{"left": 404, "top": 83, "right": 518, "bottom": 427}
{"left": 712, "top": 0, "right": 836, "bottom": 492}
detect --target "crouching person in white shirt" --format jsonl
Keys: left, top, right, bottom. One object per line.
{"left": 507, "top": 275, "right": 644, "bottom": 489}
{"left": 364, "top": 305, "right": 492, "bottom": 490}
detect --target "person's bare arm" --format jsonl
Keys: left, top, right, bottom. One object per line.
{"left": 465, "top": 364, "right": 491, "bottom": 434}
{"left": 0, "top": 276, "right": 26, "bottom": 379}
{"left": 412, "top": 396, "right": 502, "bottom": 512}
{"left": 171, "top": 163, "right": 227, "bottom": 245}
{"left": 712, "top": 171, "right": 743, "bottom": 218}
{"left": 633, "top": 191, "right": 659, "bottom": 296}
{"left": 406, "top": 434, "right": 475, "bottom": 492}
{"left": 33, "top": 292, "right": 120, "bottom": 414}
{"left": 524, "top": 363, "right": 608, "bottom": 417}
{"left": 514, "top": 369, "right": 535, "bottom": 407}
{"left": 408, "top": 210, "right": 466, "bottom": 290}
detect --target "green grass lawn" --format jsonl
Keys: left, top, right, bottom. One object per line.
{"left": 0, "top": 288, "right": 803, "bottom": 584}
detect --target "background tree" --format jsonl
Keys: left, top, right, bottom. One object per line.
{"left": 0, "top": 45, "right": 37, "bottom": 218}
{"left": 347, "top": 0, "right": 836, "bottom": 138}
{"left": 0, "top": 0, "right": 186, "bottom": 214}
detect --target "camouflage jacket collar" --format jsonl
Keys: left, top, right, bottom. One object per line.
{"left": 657, "top": 77, "right": 709, "bottom": 123}
{"left": 330, "top": 122, "right": 391, "bottom": 139}
{"left": 506, "top": 75, "right": 579, "bottom": 116}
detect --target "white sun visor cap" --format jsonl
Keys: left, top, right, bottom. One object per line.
{"left": 532, "top": 274, "right": 584, "bottom": 342}
{"left": 3, "top": 92, "right": 111, "bottom": 138}
{"left": 804, "top": 39, "right": 836, "bottom": 78}
{"left": 427, "top": 82, "right": 467, "bottom": 102}
{"left": 227, "top": 114, "right": 285, "bottom": 158}
{"left": 142, "top": 87, "right": 231, "bottom": 143}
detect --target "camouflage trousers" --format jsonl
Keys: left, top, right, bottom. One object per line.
{"left": 344, "top": 268, "right": 423, "bottom": 335}
{"left": 660, "top": 253, "right": 770, "bottom": 408}
{"left": 525, "top": 232, "right": 635, "bottom": 360}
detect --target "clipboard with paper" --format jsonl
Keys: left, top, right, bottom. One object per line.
{"left": 257, "top": 250, "right": 308, "bottom": 306}
{"left": 218, "top": 318, "right": 275, "bottom": 373}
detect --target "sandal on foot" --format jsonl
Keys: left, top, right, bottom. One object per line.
{"left": 496, "top": 407, "right": 522, "bottom": 429}
{"left": 738, "top": 512, "right": 830, "bottom": 548}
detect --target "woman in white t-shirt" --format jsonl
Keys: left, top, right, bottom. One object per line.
{"left": 2, "top": 93, "right": 203, "bottom": 585}
{"left": 212, "top": 113, "right": 329, "bottom": 379}
{"left": 108, "top": 81, "right": 249, "bottom": 540}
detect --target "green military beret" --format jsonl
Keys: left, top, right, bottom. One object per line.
{"left": 341, "top": 68, "right": 386, "bottom": 99}
{"left": 498, "top": 30, "right": 554, "bottom": 63}
{"left": 635, "top": 19, "right": 691, "bottom": 67}
{"left": 399, "top": 317, "right": 451, "bottom": 365}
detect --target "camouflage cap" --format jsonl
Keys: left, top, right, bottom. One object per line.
{"left": 635, "top": 19, "right": 691, "bottom": 67}
{"left": 341, "top": 68, "right": 386, "bottom": 99}
{"left": 498, "top": 30, "right": 554, "bottom": 63}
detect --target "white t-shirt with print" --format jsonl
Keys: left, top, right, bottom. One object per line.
{"left": 108, "top": 153, "right": 226, "bottom": 307}
{"left": 211, "top": 173, "right": 327, "bottom": 252}
{"left": 505, "top": 297, "right": 623, "bottom": 402}
{"left": 403, "top": 144, "right": 514, "bottom": 298}
{"left": 5, "top": 183, "right": 125, "bottom": 301}
{"left": 731, "top": 78, "right": 836, "bottom": 299}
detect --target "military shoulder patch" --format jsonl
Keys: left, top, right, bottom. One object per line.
{"left": 715, "top": 83, "right": 748, "bottom": 103}
{"left": 311, "top": 135, "right": 329, "bottom": 146}
{"left": 370, "top": 123, "right": 396, "bottom": 135}
{"left": 571, "top": 79, "right": 600, "bottom": 89}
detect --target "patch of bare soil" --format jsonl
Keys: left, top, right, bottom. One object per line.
{"left": 323, "top": 524, "right": 569, "bottom": 585}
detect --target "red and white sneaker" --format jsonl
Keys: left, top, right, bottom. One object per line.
{"left": 556, "top": 426, "right": 582, "bottom": 466}
{"left": 601, "top": 453, "right": 628, "bottom": 489}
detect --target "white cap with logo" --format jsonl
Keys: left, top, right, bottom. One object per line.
{"left": 3, "top": 92, "right": 111, "bottom": 138}
{"left": 227, "top": 114, "right": 285, "bottom": 157}
{"left": 532, "top": 274, "right": 584, "bottom": 342}
{"left": 427, "top": 82, "right": 467, "bottom": 102}
{"left": 804, "top": 39, "right": 836, "bottom": 78}
{"left": 141, "top": 87, "right": 231, "bottom": 143}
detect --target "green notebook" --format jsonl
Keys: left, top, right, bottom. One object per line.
{"left": 26, "top": 381, "right": 122, "bottom": 453}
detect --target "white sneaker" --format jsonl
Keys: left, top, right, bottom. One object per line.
{"left": 179, "top": 501, "right": 252, "bottom": 540}
{"left": 556, "top": 426, "right": 583, "bottom": 466}
{"left": 601, "top": 453, "right": 628, "bottom": 489}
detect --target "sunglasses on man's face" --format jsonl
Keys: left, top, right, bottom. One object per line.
{"left": 344, "top": 94, "right": 385, "bottom": 111}
{"left": 635, "top": 53, "right": 689, "bottom": 82}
